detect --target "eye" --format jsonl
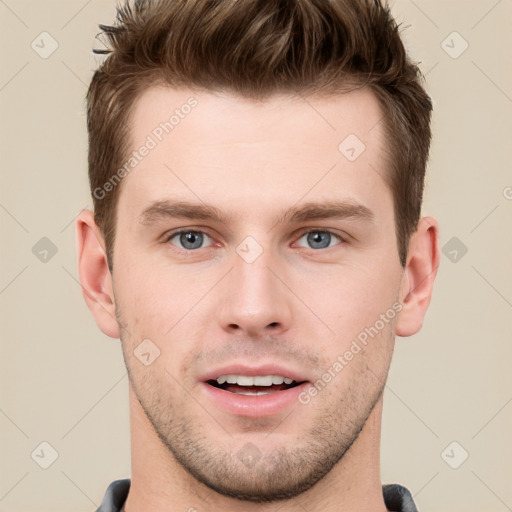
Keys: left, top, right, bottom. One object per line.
{"left": 164, "top": 228, "right": 345, "bottom": 252}
{"left": 166, "top": 229, "right": 213, "bottom": 251}
{"left": 295, "top": 230, "right": 344, "bottom": 250}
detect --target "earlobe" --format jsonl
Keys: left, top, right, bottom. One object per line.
{"left": 395, "top": 216, "right": 440, "bottom": 337}
{"left": 75, "top": 209, "right": 120, "bottom": 339}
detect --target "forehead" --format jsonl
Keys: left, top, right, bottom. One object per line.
{"left": 118, "top": 85, "right": 390, "bottom": 222}
{"left": 128, "top": 85, "right": 384, "bottom": 148}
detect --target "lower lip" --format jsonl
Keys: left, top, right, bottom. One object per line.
{"left": 200, "top": 382, "right": 310, "bottom": 417}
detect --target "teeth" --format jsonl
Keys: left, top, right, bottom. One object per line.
{"left": 238, "top": 375, "right": 258, "bottom": 386}
{"left": 216, "top": 375, "right": 296, "bottom": 386}
{"left": 236, "top": 390, "right": 274, "bottom": 396}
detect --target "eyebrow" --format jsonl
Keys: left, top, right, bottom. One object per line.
{"left": 137, "top": 198, "right": 374, "bottom": 227}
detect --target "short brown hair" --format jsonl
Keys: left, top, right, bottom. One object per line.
{"left": 87, "top": 0, "right": 432, "bottom": 270}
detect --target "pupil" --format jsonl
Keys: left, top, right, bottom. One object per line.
{"left": 308, "top": 231, "right": 329, "bottom": 249}
{"left": 181, "top": 231, "right": 202, "bottom": 249}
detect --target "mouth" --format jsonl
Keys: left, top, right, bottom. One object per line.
{"left": 206, "top": 375, "right": 306, "bottom": 396}
{"left": 199, "top": 365, "right": 312, "bottom": 416}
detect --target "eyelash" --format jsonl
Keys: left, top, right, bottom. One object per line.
{"left": 164, "top": 228, "right": 346, "bottom": 252}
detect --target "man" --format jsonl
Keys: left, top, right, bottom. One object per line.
{"left": 76, "top": 0, "right": 439, "bottom": 511}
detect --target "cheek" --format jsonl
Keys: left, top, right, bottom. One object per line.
{"left": 114, "top": 259, "right": 177, "bottom": 330}
{"left": 298, "top": 263, "right": 400, "bottom": 333}
{"left": 114, "top": 266, "right": 205, "bottom": 370}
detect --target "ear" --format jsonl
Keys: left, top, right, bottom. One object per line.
{"left": 396, "top": 216, "right": 440, "bottom": 337}
{"left": 75, "top": 209, "right": 120, "bottom": 339}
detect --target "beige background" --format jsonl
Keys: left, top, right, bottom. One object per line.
{"left": 1, "top": 1, "right": 511, "bottom": 511}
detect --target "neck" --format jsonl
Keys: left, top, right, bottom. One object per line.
{"left": 123, "top": 386, "right": 389, "bottom": 512}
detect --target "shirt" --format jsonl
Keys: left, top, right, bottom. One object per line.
{"left": 95, "top": 478, "right": 419, "bottom": 512}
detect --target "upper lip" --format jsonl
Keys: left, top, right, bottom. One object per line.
{"left": 199, "top": 363, "right": 310, "bottom": 383}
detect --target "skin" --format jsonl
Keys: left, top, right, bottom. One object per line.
{"left": 77, "top": 85, "right": 439, "bottom": 512}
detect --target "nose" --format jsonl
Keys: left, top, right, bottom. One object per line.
{"left": 216, "top": 244, "right": 293, "bottom": 338}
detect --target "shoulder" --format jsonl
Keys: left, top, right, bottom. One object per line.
{"left": 382, "top": 483, "right": 419, "bottom": 512}
{"left": 95, "top": 479, "right": 131, "bottom": 512}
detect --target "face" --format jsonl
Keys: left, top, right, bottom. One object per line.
{"left": 111, "top": 86, "right": 404, "bottom": 501}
